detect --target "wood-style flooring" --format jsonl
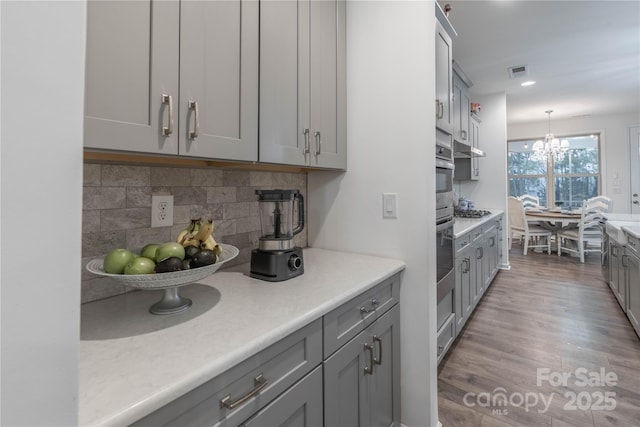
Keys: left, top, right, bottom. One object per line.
{"left": 438, "top": 246, "right": 640, "bottom": 427}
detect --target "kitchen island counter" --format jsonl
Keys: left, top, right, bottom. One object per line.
{"left": 80, "top": 248, "right": 405, "bottom": 426}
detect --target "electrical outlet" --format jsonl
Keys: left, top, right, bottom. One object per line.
{"left": 151, "top": 195, "right": 174, "bottom": 227}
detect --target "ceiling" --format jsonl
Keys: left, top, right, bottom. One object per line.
{"left": 441, "top": 0, "right": 640, "bottom": 125}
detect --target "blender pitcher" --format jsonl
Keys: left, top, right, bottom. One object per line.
{"left": 250, "top": 189, "right": 305, "bottom": 281}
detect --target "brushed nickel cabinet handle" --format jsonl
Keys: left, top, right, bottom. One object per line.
{"left": 435, "top": 100, "right": 441, "bottom": 119}
{"left": 220, "top": 374, "right": 268, "bottom": 410}
{"left": 359, "top": 299, "right": 379, "bottom": 314}
{"left": 303, "top": 128, "right": 310, "bottom": 154}
{"left": 314, "top": 131, "right": 321, "bottom": 156}
{"left": 161, "top": 94, "right": 173, "bottom": 136}
{"left": 188, "top": 100, "right": 199, "bottom": 139}
{"left": 373, "top": 335, "right": 382, "bottom": 365}
{"left": 363, "top": 343, "right": 374, "bottom": 375}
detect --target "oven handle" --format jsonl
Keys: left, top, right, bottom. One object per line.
{"left": 436, "top": 216, "right": 455, "bottom": 232}
{"left": 435, "top": 159, "right": 455, "bottom": 170}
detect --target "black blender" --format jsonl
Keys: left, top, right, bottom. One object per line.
{"left": 250, "top": 189, "right": 305, "bottom": 281}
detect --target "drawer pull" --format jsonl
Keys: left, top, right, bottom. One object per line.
{"left": 363, "top": 343, "right": 375, "bottom": 375}
{"left": 220, "top": 373, "right": 268, "bottom": 410}
{"left": 373, "top": 335, "right": 382, "bottom": 365}
{"left": 359, "top": 299, "right": 379, "bottom": 314}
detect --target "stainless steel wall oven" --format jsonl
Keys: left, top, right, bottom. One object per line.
{"left": 436, "top": 146, "right": 455, "bottom": 302}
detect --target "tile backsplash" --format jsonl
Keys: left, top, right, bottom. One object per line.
{"left": 82, "top": 163, "right": 307, "bottom": 304}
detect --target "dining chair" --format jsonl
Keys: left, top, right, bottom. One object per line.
{"left": 518, "top": 194, "right": 540, "bottom": 209}
{"left": 556, "top": 197, "right": 608, "bottom": 263}
{"left": 508, "top": 196, "right": 552, "bottom": 255}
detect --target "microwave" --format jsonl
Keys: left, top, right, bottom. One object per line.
{"left": 436, "top": 158, "right": 454, "bottom": 219}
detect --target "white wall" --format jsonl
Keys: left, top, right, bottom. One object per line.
{"left": 1, "top": 1, "right": 85, "bottom": 424}
{"left": 457, "top": 92, "right": 509, "bottom": 266}
{"left": 308, "top": 1, "right": 438, "bottom": 425}
{"left": 508, "top": 112, "right": 640, "bottom": 213}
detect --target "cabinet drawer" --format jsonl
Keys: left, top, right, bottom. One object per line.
{"left": 132, "top": 319, "right": 322, "bottom": 427}
{"left": 437, "top": 313, "right": 455, "bottom": 364}
{"left": 323, "top": 273, "right": 400, "bottom": 358}
{"left": 456, "top": 232, "right": 473, "bottom": 253}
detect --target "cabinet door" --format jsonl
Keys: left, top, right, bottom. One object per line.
{"left": 324, "top": 328, "right": 370, "bottom": 427}
{"left": 488, "top": 228, "right": 500, "bottom": 281}
{"left": 324, "top": 305, "right": 400, "bottom": 427}
{"left": 179, "top": 0, "right": 258, "bottom": 161}
{"left": 309, "top": 0, "right": 347, "bottom": 169}
{"left": 435, "top": 21, "right": 453, "bottom": 134}
{"left": 455, "top": 251, "right": 473, "bottom": 331}
{"left": 242, "top": 366, "right": 323, "bottom": 427}
{"left": 473, "top": 243, "right": 483, "bottom": 306}
{"left": 625, "top": 253, "right": 640, "bottom": 336}
{"left": 609, "top": 243, "right": 626, "bottom": 311}
{"left": 84, "top": 0, "right": 179, "bottom": 154}
{"left": 259, "top": 0, "right": 310, "bottom": 166}
{"left": 453, "top": 75, "right": 470, "bottom": 144}
{"left": 368, "top": 305, "right": 400, "bottom": 427}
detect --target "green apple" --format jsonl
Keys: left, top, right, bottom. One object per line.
{"left": 124, "top": 257, "right": 156, "bottom": 275}
{"left": 103, "top": 248, "right": 135, "bottom": 274}
{"left": 141, "top": 243, "right": 161, "bottom": 260}
{"left": 155, "top": 242, "right": 185, "bottom": 262}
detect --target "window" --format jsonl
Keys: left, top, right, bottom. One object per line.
{"left": 508, "top": 134, "right": 601, "bottom": 208}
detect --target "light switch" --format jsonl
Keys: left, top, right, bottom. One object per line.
{"left": 383, "top": 193, "right": 398, "bottom": 219}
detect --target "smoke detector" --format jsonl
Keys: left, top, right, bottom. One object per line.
{"left": 508, "top": 64, "right": 529, "bottom": 79}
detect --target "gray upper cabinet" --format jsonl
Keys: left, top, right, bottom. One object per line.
{"left": 452, "top": 70, "right": 470, "bottom": 145}
{"left": 259, "top": 0, "right": 346, "bottom": 169}
{"left": 178, "top": 0, "right": 258, "bottom": 161}
{"left": 84, "top": 0, "right": 180, "bottom": 155}
{"left": 435, "top": 20, "right": 453, "bottom": 135}
{"left": 85, "top": 0, "right": 258, "bottom": 162}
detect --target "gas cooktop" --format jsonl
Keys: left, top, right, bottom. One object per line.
{"left": 454, "top": 209, "right": 492, "bottom": 218}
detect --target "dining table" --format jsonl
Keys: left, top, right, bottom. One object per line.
{"left": 524, "top": 208, "right": 585, "bottom": 255}
{"left": 525, "top": 208, "right": 583, "bottom": 231}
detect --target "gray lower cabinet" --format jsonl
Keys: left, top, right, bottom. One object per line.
{"left": 241, "top": 366, "right": 323, "bottom": 427}
{"left": 445, "top": 214, "right": 503, "bottom": 362}
{"left": 609, "top": 240, "right": 626, "bottom": 311}
{"left": 324, "top": 305, "right": 400, "bottom": 427}
{"left": 259, "top": 0, "right": 346, "bottom": 169}
{"left": 132, "top": 319, "right": 322, "bottom": 427}
{"left": 132, "top": 273, "right": 401, "bottom": 426}
{"left": 624, "top": 236, "right": 640, "bottom": 336}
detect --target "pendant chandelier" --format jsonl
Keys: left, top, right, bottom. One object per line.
{"left": 532, "top": 110, "right": 569, "bottom": 161}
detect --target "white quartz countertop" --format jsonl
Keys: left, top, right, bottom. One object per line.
{"left": 453, "top": 209, "right": 504, "bottom": 238}
{"left": 79, "top": 248, "right": 405, "bottom": 426}
{"left": 604, "top": 213, "right": 640, "bottom": 222}
{"left": 604, "top": 214, "right": 640, "bottom": 242}
{"left": 622, "top": 224, "right": 640, "bottom": 239}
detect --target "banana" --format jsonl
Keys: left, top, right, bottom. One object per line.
{"left": 201, "top": 235, "right": 217, "bottom": 251}
{"left": 194, "top": 219, "right": 214, "bottom": 242}
{"left": 177, "top": 218, "right": 202, "bottom": 245}
{"left": 182, "top": 237, "right": 201, "bottom": 248}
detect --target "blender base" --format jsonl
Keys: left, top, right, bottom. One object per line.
{"left": 250, "top": 248, "right": 304, "bottom": 282}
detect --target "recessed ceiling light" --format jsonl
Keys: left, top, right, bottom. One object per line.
{"left": 521, "top": 81, "right": 536, "bottom": 87}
